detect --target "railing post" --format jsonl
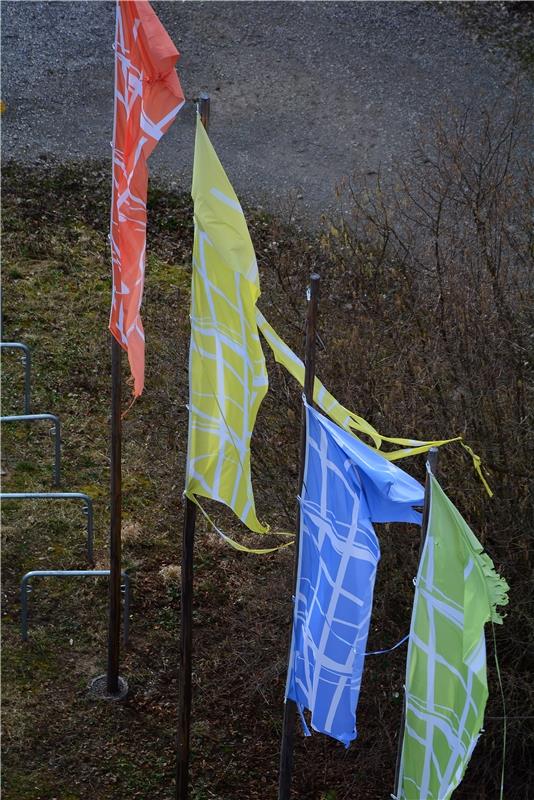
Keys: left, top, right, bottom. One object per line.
{"left": 1, "top": 413, "right": 61, "bottom": 486}
{"left": 21, "top": 577, "right": 30, "bottom": 642}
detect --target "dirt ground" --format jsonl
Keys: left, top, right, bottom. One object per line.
{"left": 0, "top": 0, "right": 521, "bottom": 224}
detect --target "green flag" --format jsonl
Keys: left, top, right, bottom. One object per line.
{"left": 398, "top": 476, "right": 508, "bottom": 800}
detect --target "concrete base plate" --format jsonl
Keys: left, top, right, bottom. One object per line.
{"left": 88, "top": 674, "right": 129, "bottom": 701}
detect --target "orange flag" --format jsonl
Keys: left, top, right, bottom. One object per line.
{"left": 109, "top": 0, "right": 184, "bottom": 396}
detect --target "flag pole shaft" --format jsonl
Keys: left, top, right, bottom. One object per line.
{"left": 107, "top": 334, "right": 122, "bottom": 694}
{"left": 278, "top": 273, "right": 320, "bottom": 800}
{"left": 176, "top": 92, "right": 210, "bottom": 800}
{"left": 198, "top": 90, "right": 210, "bottom": 131}
{"left": 176, "top": 496, "right": 196, "bottom": 799}
{"left": 393, "top": 445, "right": 439, "bottom": 798}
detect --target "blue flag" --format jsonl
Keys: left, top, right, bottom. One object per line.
{"left": 285, "top": 402, "right": 424, "bottom": 746}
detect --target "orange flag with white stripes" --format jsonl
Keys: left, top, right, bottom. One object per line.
{"left": 109, "top": 0, "right": 184, "bottom": 396}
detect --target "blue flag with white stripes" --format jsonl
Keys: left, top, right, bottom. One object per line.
{"left": 285, "top": 402, "right": 424, "bottom": 747}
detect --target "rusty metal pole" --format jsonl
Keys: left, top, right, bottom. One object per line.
{"left": 278, "top": 273, "right": 320, "bottom": 800}
{"left": 176, "top": 495, "right": 196, "bottom": 800}
{"left": 106, "top": 335, "right": 122, "bottom": 695}
{"left": 176, "top": 93, "right": 210, "bottom": 800}
{"left": 198, "top": 91, "right": 210, "bottom": 131}
{"left": 88, "top": 4, "right": 130, "bottom": 703}
{"left": 393, "top": 446, "right": 439, "bottom": 798}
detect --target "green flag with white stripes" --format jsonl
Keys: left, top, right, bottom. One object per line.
{"left": 398, "top": 476, "right": 508, "bottom": 800}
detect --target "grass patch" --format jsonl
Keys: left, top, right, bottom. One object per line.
{"left": 2, "top": 130, "right": 532, "bottom": 800}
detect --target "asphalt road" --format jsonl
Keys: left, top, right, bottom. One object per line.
{"left": 0, "top": 1, "right": 520, "bottom": 224}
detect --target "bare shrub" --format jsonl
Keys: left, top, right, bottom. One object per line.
{"left": 318, "top": 91, "right": 534, "bottom": 799}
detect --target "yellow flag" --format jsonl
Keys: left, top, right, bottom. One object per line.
{"left": 185, "top": 116, "right": 269, "bottom": 533}
{"left": 186, "top": 115, "right": 491, "bottom": 544}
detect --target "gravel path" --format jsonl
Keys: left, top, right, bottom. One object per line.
{"left": 1, "top": 1, "right": 524, "bottom": 224}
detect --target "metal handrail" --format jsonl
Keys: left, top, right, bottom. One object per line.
{"left": 20, "top": 570, "right": 131, "bottom": 644}
{"left": 1, "top": 413, "right": 61, "bottom": 486}
{"left": 1, "top": 492, "right": 94, "bottom": 563}
{"left": 0, "top": 342, "right": 31, "bottom": 413}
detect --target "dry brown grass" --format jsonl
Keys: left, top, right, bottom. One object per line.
{"left": 1, "top": 92, "right": 532, "bottom": 799}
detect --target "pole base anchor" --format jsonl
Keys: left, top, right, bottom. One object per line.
{"left": 88, "top": 673, "right": 129, "bottom": 701}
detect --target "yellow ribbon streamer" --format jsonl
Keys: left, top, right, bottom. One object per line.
{"left": 256, "top": 308, "right": 492, "bottom": 496}
{"left": 185, "top": 492, "right": 294, "bottom": 554}
{"left": 460, "top": 442, "right": 494, "bottom": 498}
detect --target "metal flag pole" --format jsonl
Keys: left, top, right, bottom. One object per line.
{"left": 392, "top": 445, "right": 439, "bottom": 798}
{"left": 176, "top": 92, "right": 210, "bottom": 800}
{"left": 88, "top": 3, "right": 128, "bottom": 702}
{"left": 278, "top": 273, "right": 320, "bottom": 800}
{"left": 89, "top": 338, "right": 127, "bottom": 700}
{"left": 106, "top": 334, "right": 123, "bottom": 695}
{"left": 198, "top": 90, "right": 210, "bottom": 130}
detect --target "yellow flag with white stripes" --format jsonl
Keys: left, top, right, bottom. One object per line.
{"left": 185, "top": 116, "right": 269, "bottom": 533}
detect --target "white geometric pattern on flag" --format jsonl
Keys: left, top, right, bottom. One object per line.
{"left": 185, "top": 222, "right": 268, "bottom": 533}
{"left": 399, "top": 543, "right": 487, "bottom": 799}
{"left": 285, "top": 403, "right": 424, "bottom": 747}
{"left": 190, "top": 238, "right": 254, "bottom": 490}
{"left": 109, "top": 1, "right": 185, "bottom": 353}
